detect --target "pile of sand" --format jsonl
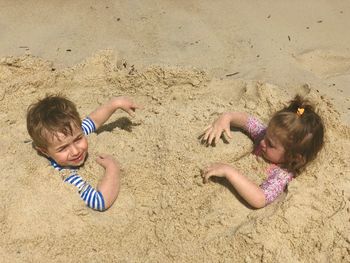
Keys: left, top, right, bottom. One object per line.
{"left": 0, "top": 51, "right": 349, "bottom": 262}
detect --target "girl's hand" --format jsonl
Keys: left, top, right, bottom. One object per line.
{"left": 201, "top": 162, "right": 234, "bottom": 183}
{"left": 112, "top": 96, "right": 142, "bottom": 117}
{"left": 200, "top": 113, "right": 233, "bottom": 145}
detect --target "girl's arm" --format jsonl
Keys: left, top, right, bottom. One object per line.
{"left": 202, "top": 163, "right": 266, "bottom": 208}
{"left": 95, "top": 154, "right": 121, "bottom": 210}
{"left": 88, "top": 96, "right": 140, "bottom": 130}
{"left": 200, "top": 112, "right": 249, "bottom": 145}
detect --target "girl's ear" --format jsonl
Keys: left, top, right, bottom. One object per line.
{"left": 295, "top": 154, "right": 306, "bottom": 166}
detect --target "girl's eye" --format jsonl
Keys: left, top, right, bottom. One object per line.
{"left": 266, "top": 139, "right": 274, "bottom": 148}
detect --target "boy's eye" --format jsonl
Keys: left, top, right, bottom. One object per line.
{"left": 75, "top": 136, "right": 83, "bottom": 142}
{"left": 57, "top": 146, "right": 67, "bottom": 152}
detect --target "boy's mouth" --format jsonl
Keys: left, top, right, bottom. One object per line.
{"left": 71, "top": 152, "right": 85, "bottom": 163}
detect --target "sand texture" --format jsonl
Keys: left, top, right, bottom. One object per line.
{"left": 0, "top": 51, "right": 349, "bottom": 262}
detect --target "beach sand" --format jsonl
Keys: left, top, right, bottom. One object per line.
{"left": 0, "top": 1, "right": 349, "bottom": 262}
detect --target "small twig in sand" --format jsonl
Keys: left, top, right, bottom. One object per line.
{"left": 226, "top": 72, "right": 239, "bottom": 77}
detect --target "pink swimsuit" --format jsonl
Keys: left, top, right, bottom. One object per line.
{"left": 247, "top": 117, "right": 293, "bottom": 205}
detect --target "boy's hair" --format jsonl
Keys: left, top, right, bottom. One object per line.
{"left": 26, "top": 95, "right": 82, "bottom": 149}
{"left": 268, "top": 95, "right": 324, "bottom": 174}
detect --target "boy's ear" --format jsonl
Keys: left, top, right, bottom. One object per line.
{"left": 35, "top": 146, "right": 49, "bottom": 157}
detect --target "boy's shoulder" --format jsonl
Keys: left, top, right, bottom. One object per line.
{"left": 81, "top": 117, "right": 96, "bottom": 135}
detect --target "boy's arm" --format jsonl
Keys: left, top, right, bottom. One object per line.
{"left": 88, "top": 96, "right": 140, "bottom": 130}
{"left": 201, "top": 112, "right": 249, "bottom": 145}
{"left": 202, "top": 163, "right": 266, "bottom": 208}
{"left": 95, "top": 154, "right": 121, "bottom": 210}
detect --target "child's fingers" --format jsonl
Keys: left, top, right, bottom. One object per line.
{"left": 130, "top": 103, "right": 143, "bottom": 111}
{"left": 207, "top": 132, "right": 215, "bottom": 145}
{"left": 197, "top": 131, "right": 206, "bottom": 140}
{"left": 201, "top": 163, "right": 217, "bottom": 175}
{"left": 95, "top": 156, "right": 104, "bottom": 165}
{"left": 202, "top": 170, "right": 215, "bottom": 183}
{"left": 209, "top": 130, "right": 222, "bottom": 146}
{"left": 200, "top": 168, "right": 209, "bottom": 182}
{"left": 214, "top": 132, "right": 223, "bottom": 145}
{"left": 96, "top": 154, "right": 111, "bottom": 163}
{"left": 210, "top": 128, "right": 222, "bottom": 145}
{"left": 200, "top": 167, "right": 209, "bottom": 177}
{"left": 202, "top": 124, "right": 212, "bottom": 133}
{"left": 96, "top": 155, "right": 104, "bottom": 160}
{"left": 224, "top": 128, "right": 232, "bottom": 139}
{"left": 97, "top": 153, "right": 109, "bottom": 159}
{"left": 124, "top": 103, "right": 142, "bottom": 116}
{"left": 199, "top": 125, "right": 212, "bottom": 142}
{"left": 126, "top": 109, "right": 136, "bottom": 117}
{"left": 201, "top": 128, "right": 212, "bottom": 143}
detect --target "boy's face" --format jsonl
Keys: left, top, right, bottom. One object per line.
{"left": 39, "top": 124, "right": 88, "bottom": 168}
{"left": 260, "top": 130, "right": 285, "bottom": 164}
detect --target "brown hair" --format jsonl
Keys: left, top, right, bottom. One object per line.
{"left": 267, "top": 95, "right": 324, "bottom": 174}
{"left": 26, "top": 95, "right": 82, "bottom": 149}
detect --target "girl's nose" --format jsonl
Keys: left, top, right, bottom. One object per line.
{"left": 260, "top": 139, "right": 266, "bottom": 149}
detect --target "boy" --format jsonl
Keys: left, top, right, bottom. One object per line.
{"left": 26, "top": 95, "right": 140, "bottom": 211}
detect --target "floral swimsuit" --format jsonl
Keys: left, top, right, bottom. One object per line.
{"left": 247, "top": 117, "right": 293, "bottom": 204}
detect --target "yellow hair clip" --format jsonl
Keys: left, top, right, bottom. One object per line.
{"left": 297, "top": 107, "right": 305, "bottom": 116}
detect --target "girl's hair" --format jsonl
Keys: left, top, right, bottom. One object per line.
{"left": 268, "top": 95, "right": 324, "bottom": 174}
{"left": 27, "top": 94, "right": 82, "bottom": 149}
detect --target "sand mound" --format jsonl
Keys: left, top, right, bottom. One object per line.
{"left": 0, "top": 51, "right": 349, "bottom": 262}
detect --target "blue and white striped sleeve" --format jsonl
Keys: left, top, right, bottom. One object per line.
{"left": 81, "top": 117, "right": 96, "bottom": 135}
{"left": 65, "top": 174, "right": 105, "bottom": 211}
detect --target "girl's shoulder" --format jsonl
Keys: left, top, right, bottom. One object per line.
{"left": 260, "top": 164, "right": 294, "bottom": 205}
{"left": 267, "top": 164, "right": 294, "bottom": 182}
{"left": 247, "top": 116, "right": 266, "bottom": 143}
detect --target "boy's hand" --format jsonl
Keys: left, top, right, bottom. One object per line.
{"left": 201, "top": 162, "right": 234, "bottom": 183}
{"left": 96, "top": 154, "right": 121, "bottom": 210}
{"left": 96, "top": 154, "right": 120, "bottom": 171}
{"left": 89, "top": 96, "right": 142, "bottom": 130}
{"left": 200, "top": 113, "right": 233, "bottom": 146}
{"left": 112, "top": 96, "right": 141, "bottom": 117}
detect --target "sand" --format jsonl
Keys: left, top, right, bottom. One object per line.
{"left": 0, "top": 1, "right": 349, "bottom": 262}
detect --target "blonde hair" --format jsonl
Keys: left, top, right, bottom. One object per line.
{"left": 268, "top": 95, "right": 324, "bottom": 174}
{"left": 26, "top": 95, "right": 82, "bottom": 149}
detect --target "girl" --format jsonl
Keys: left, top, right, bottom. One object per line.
{"left": 200, "top": 95, "right": 324, "bottom": 208}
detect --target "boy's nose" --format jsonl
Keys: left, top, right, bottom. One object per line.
{"left": 70, "top": 145, "right": 79, "bottom": 156}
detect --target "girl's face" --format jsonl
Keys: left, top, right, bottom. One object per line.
{"left": 260, "top": 131, "right": 286, "bottom": 164}
{"left": 39, "top": 123, "right": 88, "bottom": 168}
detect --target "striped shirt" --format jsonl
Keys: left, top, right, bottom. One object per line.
{"left": 49, "top": 117, "right": 106, "bottom": 211}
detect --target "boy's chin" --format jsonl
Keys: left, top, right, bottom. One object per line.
{"left": 69, "top": 152, "right": 88, "bottom": 167}
{"left": 55, "top": 153, "right": 88, "bottom": 168}
{"left": 62, "top": 156, "right": 88, "bottom": 168}
{"left": 68, "top": 161, "right": 85, "bottom": 168}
